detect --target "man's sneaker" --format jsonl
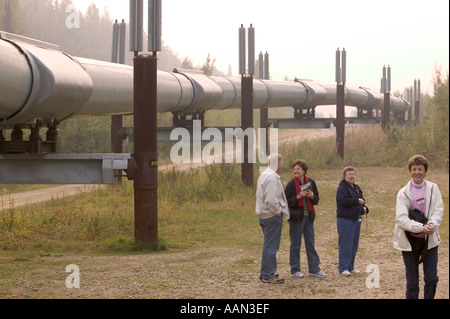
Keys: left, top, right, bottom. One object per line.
{"left": 291, "top": 272, "right": 305, "bottom": 278}
{"left": 350, "top": 269, "right": 360, "bottom": 275}
{"left": 260, "top": 276, "right": 285, "bottom": 284}
{"left": 308, "top": 271, "right": 326, "bottom": 278}
{"left": 340, "top": 270, "right": 351, "bottom": 276}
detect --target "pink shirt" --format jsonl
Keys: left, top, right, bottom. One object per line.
{"left": 410, "top": 180, "right": 426, "bottom": 238}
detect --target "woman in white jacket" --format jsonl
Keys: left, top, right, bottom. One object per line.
{"left": 394, "top": 155, "right": 444, "bottom": 299}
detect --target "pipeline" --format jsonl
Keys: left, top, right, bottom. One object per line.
{"left": 0, "top": 31, "right": 410, "bottom": 129}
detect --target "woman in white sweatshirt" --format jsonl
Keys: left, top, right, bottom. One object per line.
{"left": 394, "top": 155, "right": 444, "bottom": 299}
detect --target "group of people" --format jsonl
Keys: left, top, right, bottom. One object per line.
{"left": 256, "top": 153, "right": 444, "bottom": 299}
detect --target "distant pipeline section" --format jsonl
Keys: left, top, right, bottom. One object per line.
{"left": 0, "top": 31, "right": 410, "bottom": 129}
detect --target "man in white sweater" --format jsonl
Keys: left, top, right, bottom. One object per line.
{"left": 256, "top": 154, "right": 290, "bottom": 283}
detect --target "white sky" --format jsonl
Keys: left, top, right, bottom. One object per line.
{"left": 72, "top": 0, "right": 449, "bottom": 96}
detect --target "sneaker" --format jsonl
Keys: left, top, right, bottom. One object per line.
{"left": 350, "top": 269, "right": 360, "bottom": 275}
{"left": 340, "top": 270, "right": 351, "bottom": 276}
{"left": 308, "top": 271, "right": 326, "bottom": 278}
{"left": 292, "top": 272, "right": 305, "bottom": 278}
{"left": 260, "top": 276, "right": 285, "bottom": 284}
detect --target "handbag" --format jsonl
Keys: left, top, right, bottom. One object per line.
{"left": 289, "top": 207, "right": 304, "bottom": 222}
{"left": 407, "top": 208, "right": 429, "bottom": 263}
{"left": 408, "top": 208, "right": 428, "bottom": 224}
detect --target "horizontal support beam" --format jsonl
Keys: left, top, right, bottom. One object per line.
{"left": 269, "top": 118, "right": 333, "bottom": 129}
{"left": 129, "top": 127, "right": 246, "bottom": 142}
{"left": 269, "top": 117, "right": 382, "bottom": 129}
{"left": 0, "top": 153, "right": 130, "bottom": 184}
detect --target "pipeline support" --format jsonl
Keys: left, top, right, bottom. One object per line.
{"left": 336, "top": 84, "right": 345, "bottom": 159}
{"left": 241, "top": 76, "right": 254, "bottom": 187}
{"left": 130, "top": 54, "right": 158, "bottom": 247}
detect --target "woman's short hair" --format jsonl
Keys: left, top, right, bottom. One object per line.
{"left": 342, "top": 166, "right": 356, "bottom": 180}
{"left": 408, "top": 155, "right": 429, "bottom": 172}
{"left": 292, "top": 159, "right": 308, "bottom": 175}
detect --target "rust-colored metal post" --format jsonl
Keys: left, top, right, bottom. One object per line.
{"left": 111, "top": 115, "right": 123, "bottom": 153}
{"left": 415, "top": 100, "right": 420, "bottom": 124}
{"left": 132, "top": 54, "right": 158, "bottom": 246}
{"left": 414, "top": 79, "right": 420, "bottom": 124}
{"left": 336, "top": 84, "right": 345, "bottom": 159}
{"left": 260, "top": 108, "right": 269, "bottom": 151}
{"left": 46, "top": 119, "right": 59, "bottom": 153}
{"left": 241, "top": 75, "right": 254, "bottom": 186}
{"left": 382, "top": 93, "right": 391, "bottom": 130}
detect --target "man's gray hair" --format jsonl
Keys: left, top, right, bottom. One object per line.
{"left": 268, "top": 153, "right": 283, "bottom": 171}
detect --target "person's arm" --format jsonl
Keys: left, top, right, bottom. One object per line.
{"left": 309, "top": 179, "right": 319, "bottom": 205}
{"left": 285, "top": 179, "right": 299, "bottom": 208}
{"left": 425, "top": 184, "right": 444, "bottom": 234}
{"left": 265, "top": 177, "right": 283, "bottom": 215}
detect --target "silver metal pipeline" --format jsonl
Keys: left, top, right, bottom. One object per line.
{"left": 0, "top": 31, "right": 410, "bottom": 129}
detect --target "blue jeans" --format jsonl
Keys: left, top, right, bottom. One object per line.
{"left": 402, "top": 246, "right": 439, "bottom": 299}
{"left": 259, "top": 216, "right": 283, "bottom": 279}
{"left": 337, "top": 217, "right": 361, "bottom": 273}
{"left": 289, "top": 215, "right": 321, "bottom": 274}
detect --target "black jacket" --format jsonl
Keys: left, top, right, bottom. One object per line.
{"left": 284, "top": 177, "right": 319, "bottom": 222}
{"left": 336, "top": 180, "right": 364, "bottom": 220}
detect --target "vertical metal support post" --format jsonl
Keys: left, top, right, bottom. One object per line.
{"left": 407, "top": 87, "right": 413, "bottom": 122}
{"left": 335, "top": 48, "right": 345, "bottom": 159}
{"left": 133, "top": 55, "right": 158, "bottom": 247}
{"left": 383, "top": 93, "right": 391, "bottom": 130}
{"left": 111, "top": 116, "right": 123, "bottom": 153}
{"left": 46, "top": 119, "right": 59, "bottom": 153}
{"left": 242, "top": 75, "right": 254, "bottom": 187}
{"left": 381, "top": 65, "right": 391, "bottom": 130}
{"left": 130, "top": 0, "right": 144, "bottom": 55}
{"left": 239, "top": 24, "right": 254, "bottom": 186}
{"left": 30, "top": 125, "right": 42, "bottom": 154}
{"left": 414, "top": 79, "right": 420, "bottom": 124}
{"left": 336, "top": 85, "right": 345, "bottom": 159}
{"left": 111, "top": 20, "right": 125, "bottom": 154}
{"left": 11, "top": 125, "right": 23, "bottom": 141}
{"left": 259, "top": 51, "right": 269, "bottom": 152}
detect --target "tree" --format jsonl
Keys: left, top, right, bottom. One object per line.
{"left": 428, "top": 66, "right": 449, "bottom": 161}
{"left": 201, "top": 53, "right": 216, "bottom": 76}
{"left": 181, "top": 57, "right": 194, "bottom": 69}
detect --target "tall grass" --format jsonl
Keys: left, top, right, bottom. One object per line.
{"left": 280, "top": 125, "right": 448, "bottom": 171}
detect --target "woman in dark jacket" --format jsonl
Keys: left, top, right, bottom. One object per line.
{"left": 285, "top": 159, "right": 325, "bottom": 278}
{"left": 336, "top": 166, "right": 366, "bottom": 275}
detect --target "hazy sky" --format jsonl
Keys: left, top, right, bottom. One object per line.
{"left": 72, "top": 0, "right": 449, "bottom": 95}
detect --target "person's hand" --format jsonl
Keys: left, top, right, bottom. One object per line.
{"left": 297, "top": 191, "right": 308, "bottom": 199}
{"left": 423, "top": 223, "right": 435, "bottom": 235}
{"left": 358, "top": 198, "right": 365, "bottom": 205}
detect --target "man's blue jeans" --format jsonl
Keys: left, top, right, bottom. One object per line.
{"left": 289, "top": 215, "right": 321, "bottom": 274}
{"left": 259, "top": 216, "right": 283, "bottom": 280}
{"left": 337, "top": 217, "right": 361, "bottom": 273}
